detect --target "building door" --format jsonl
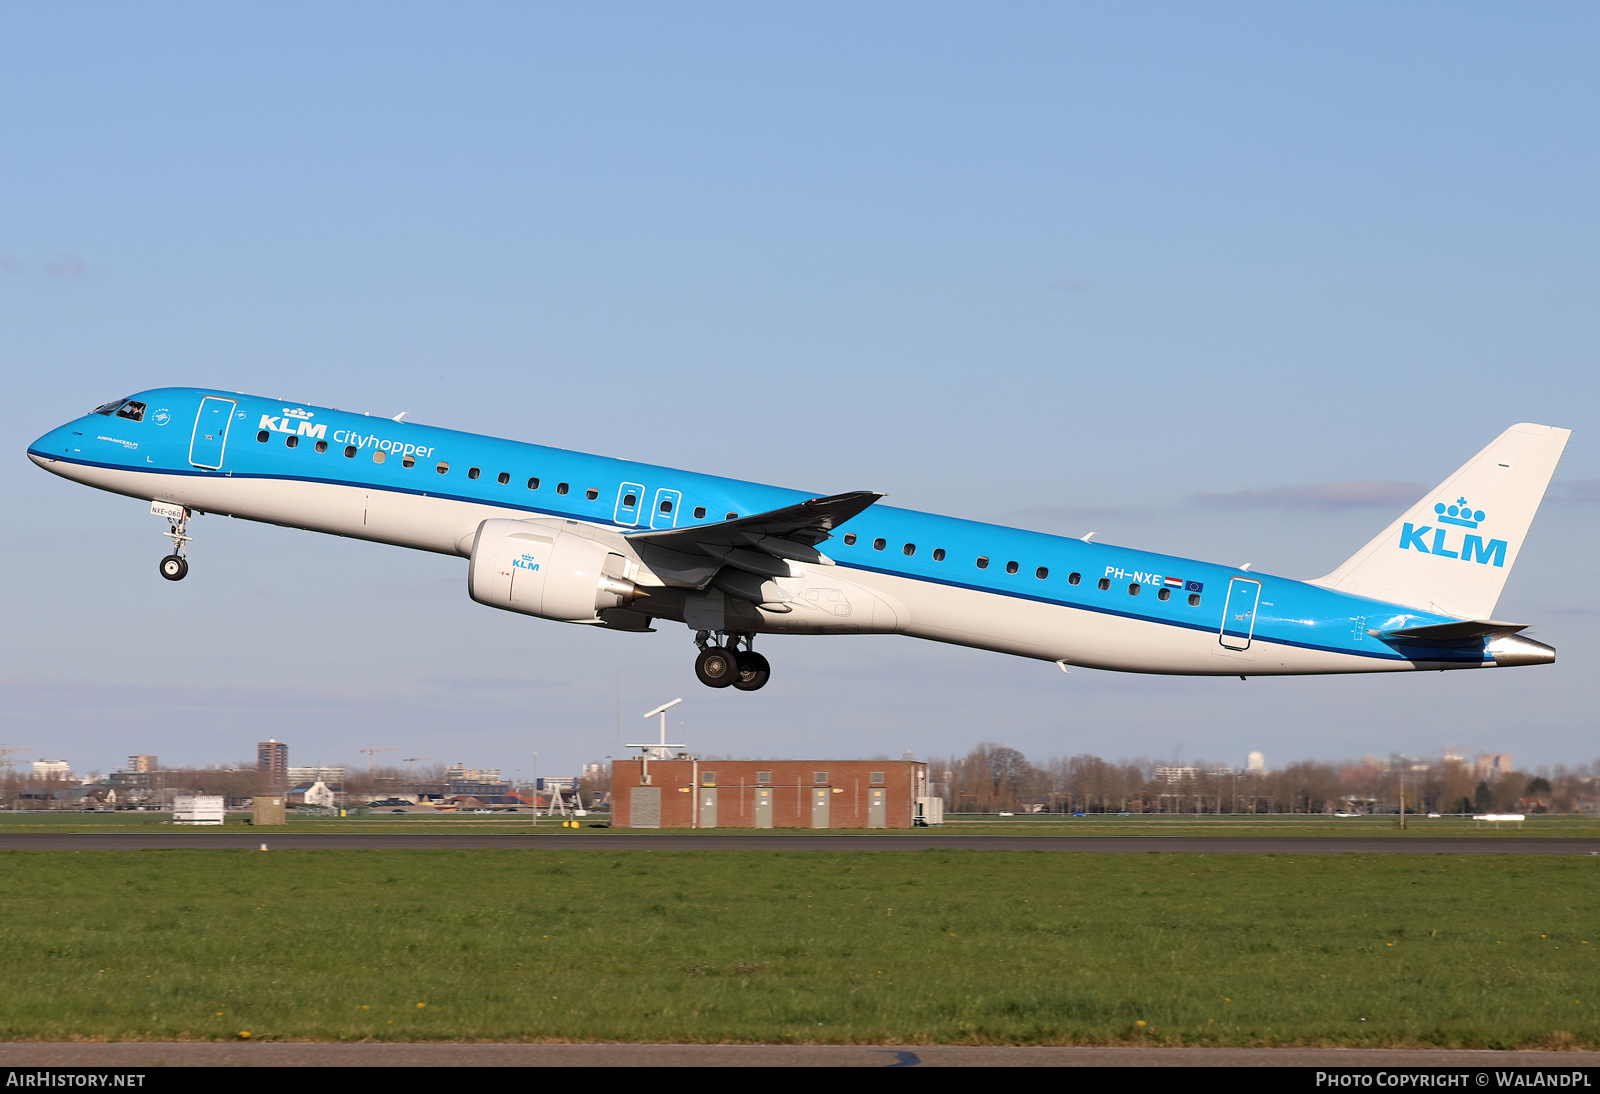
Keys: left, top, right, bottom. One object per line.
{"left": 1219, "top": 577, "right": 1262, "bottom": 651}
{"left": 755, "top": 788, "right": 772, "bottom": 828}
{"left": 698, "top": 787, "right": 717, "bottom": 828}
{"left": 868, "top": 788, "right": 887, "bottom": 828}
{"left": 811, "top": 788, "right": 830, "bottom": 828}
{"left": 188, "top": 397, "right": 236, "bottom": 470}
{"left": 630, "top": 786, "right": 660, "bottom": 828}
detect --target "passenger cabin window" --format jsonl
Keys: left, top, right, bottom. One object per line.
{"left": 402, "top": 454, "right": 415, "bottom": 468}
{"left": 1127, "top": 582, "right": 1139, "bottom": 595}
{"left": 1097, "top": 577, "right": 1111, "bottom": 591}
{"left": 285, "top": 435, "right": 298, "bottom": 449}
{"left": 843, "top": 533, "right": 857, "bottom": 545}
{"left": 903, "top": 543, "right": 915, "bottom": 556}
{"left": 659, "top": 499, "right": 672, "bottom": 513}
{"left": 873, "top": 538, "right": 886, "bottom": 550}
{"left": 726, "top": 512, "right": 737, "bottom": 520}
{"left": 626, "top": 494, "right": 639, "bottom": 507}
{"left": 976, "top": 557, "right": 990, "bottom": 569}
{"left": 467, "top": 467, "right": 480, "bottom": 480}
{"left": 585, "top": 488, "right": 599, "bottom": 500}
{"left": 115, "top": 401, "right": 146, "bottom": 422}
{"left": 1005, "top": 561, "right": 1019, "bottom": 574}
{"left": 527, "top": 477, "right": 539, "bottom": 489}
{"left": 932, "top": 549, "right": 946, "bottom": 561}
{"left": 436, "top": 461, "right": 449, "bottom": 474}
{"left": 346, "top": 446, "right": 359, "bottom": 459}
{"left": 1158, "top": 587, "right": 1171, "bottom": 601}
{"left": 373, "top": 450, "right": 386, "bottom": 464}
{"left": 1068, "top": 572, "right": 1081, "bottom": 585}
{"left": 1188, "top": 593, "right": 1202, "bottom": 607}
{"left": 498, "top": 472, "right": 511, "bottom": 485}
{"left": 556, "top": 483, "right": 569, "bottom": 495}
{"left": 315, "top": 440, "right": 328, "bottom": 453}
{"left": 257, "top": 430, "right": 270, "bottom": 443}
{"left": 693, "top": 506, "right": 706, "bottom": 518}
{"left": 1036, "top": 567, "right": 1048, "bottom": 579}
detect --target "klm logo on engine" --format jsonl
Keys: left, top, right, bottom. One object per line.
{"left": 258, "top": 408, "right": 327, "bottom": 440}
{"left": 512, "top": 552, "right": 541, "bottom": 572}
{"left": 1398, "top": 497, "right": 1507, "bottom": 567}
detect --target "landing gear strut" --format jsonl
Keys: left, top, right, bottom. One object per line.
{"left": 693, "top": 631, "right": 770, "bottom": 691}
{"left": 155, "top": 503, "right": 191, "bottom": 582}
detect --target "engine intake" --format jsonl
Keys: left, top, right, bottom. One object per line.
{"left": 468, "top": 519, "right": 643, "bottom": 622}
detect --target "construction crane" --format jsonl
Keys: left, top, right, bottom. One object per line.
{"left": 0, "top": 745, "right": 37, "bottom": 773}
{"left": 360, "top": 746, "right": 399, "bottom": 776}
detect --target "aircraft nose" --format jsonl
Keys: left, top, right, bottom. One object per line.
{"left": 27, "top": 423, "right": 76, "bottom": 465}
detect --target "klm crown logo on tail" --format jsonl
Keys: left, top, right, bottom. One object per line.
{"left": 1398, "top": 497, "right": 1506, "bottom": 567}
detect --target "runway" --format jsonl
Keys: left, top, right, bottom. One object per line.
{"left": 2, "top": 832, "right": 1596, "bottom": 853}
{"left": 2, "top": 1043, "right": 1599, "bottom": 1067}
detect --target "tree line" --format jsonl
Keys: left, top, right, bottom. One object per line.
{"left": 923, "top": 742, "right": 1599, "bottom": 815}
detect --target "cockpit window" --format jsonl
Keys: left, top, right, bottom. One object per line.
{"left": 115, "top": 401, "right": 146, "bottom": 422}
{"left": 92, "top": 399, "right": 128, "bottom": 416}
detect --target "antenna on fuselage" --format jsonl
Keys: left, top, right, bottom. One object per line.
{"left": 392, "top": 411, "right": 407, "bottom": 421}
{"left": 1081, "top": 532, "right": 1096, "bottom": 542}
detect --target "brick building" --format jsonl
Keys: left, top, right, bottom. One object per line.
{"left": 612, "top": 759, "right": 932, "bottom": 828}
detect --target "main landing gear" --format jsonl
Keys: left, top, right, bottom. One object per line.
{"left": 693, "top": 631, "right": 770, "bottom": 691}
{"left": 156, "top": 504, "right": 192, "bottom": 582}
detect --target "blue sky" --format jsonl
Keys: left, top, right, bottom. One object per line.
{"left": 5, "top": 3, "right": 1597, "bottom": 782}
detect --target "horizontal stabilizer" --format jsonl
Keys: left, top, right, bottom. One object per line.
{"left": 628, "top": 490, "right": 884, "bottom": 558}
{"left": 1372, "top": 620, "right": 1528, "bottom": 642}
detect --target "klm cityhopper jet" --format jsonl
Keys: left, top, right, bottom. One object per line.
{"left": 29, "top": 389, "right": 1568, "bottom": 691}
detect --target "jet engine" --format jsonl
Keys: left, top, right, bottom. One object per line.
{"left": 468, "top": 519, "right": 645, "bottom": 622}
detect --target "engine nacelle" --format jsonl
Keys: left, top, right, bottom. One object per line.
{"left": 468, "top": 519, "right": 644, "bottom": 622}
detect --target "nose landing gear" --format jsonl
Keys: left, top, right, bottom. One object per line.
{"left": 153, "top": 502, "right": 191, "bottom": 582}
{"left": 693, "top": 631, "right": 771, "bottom": 691}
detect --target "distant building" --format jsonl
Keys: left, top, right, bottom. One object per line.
{"left": 126, "top": 755, "right": 157, "bottom": 774}
{"left": 287, "top": 766, "right": 346, "bottom": 786}
{"left": 258, "top": 739, "right": 288, "bottom": 790}
{"left": 32, "top": 760, "right": 73, "bottom": 781}
{"left": 446, "top": 764, "right": 507, "bottom": 798}
{"left": 301, "top": 780, "right": 336, "bottom": 808}
{"left": 1247, "top": 751, "right": 1266, "bottom": 773}
{"left": 1476, "top": 753, "right": 1513, "bottom": 781}
{"left": 1156, "top": 766, "right": 1199, "bottom": 785}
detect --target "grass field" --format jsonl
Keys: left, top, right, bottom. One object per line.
{"left": 1, "top": 848, "right": 1596, "bottom": 1046}
{"left": 1, "top": 811, "right": 1593, "bottom": 837}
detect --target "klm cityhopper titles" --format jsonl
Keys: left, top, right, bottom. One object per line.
{"left": 28, "top": 388, "right": 1568, "bottom": 691}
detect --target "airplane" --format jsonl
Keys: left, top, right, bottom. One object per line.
{"left": 28, "top": 388, "right": 1568, "bottom": 691}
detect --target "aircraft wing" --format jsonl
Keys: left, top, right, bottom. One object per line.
{"left": 627, "top": 490, "right": 884, "bottom": 569}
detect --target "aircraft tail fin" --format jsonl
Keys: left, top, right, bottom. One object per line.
{"left": 1309, "top": 423, "right": 1570, "bottom": 619}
